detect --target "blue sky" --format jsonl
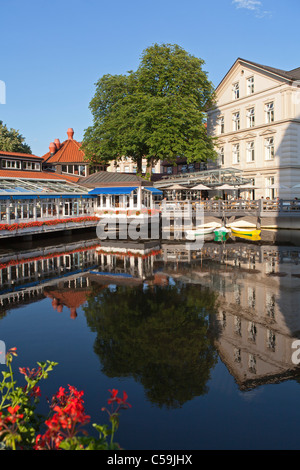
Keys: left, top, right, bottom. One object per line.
{"left": 0, "top": 0, "right": 299, "bottom": 156}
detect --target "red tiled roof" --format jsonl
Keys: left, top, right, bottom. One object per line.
{"left": 0, "top": 169, "right": 80, "bottom": 183}
{"left": 42, "top": 139, "right": 86, "bottom": 164}
{"left": 0, "top": 150, "right": 43, "bottom": 160}
{"left": 45, "top": 290, "right": 91, "bottom": 309}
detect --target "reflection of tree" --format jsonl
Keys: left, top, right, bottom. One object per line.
{"left": 84, "top": 282, "right": 219, "bottom": 408}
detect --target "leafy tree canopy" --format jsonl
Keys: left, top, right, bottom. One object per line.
{"left": 82, "top": 43, "right": 217, "bottom": 176}
{"left": 0, "top": 121, "right": 32, "bottom": 154}
{"left": 84, "top": 281, "right": 219, "bottom": 409}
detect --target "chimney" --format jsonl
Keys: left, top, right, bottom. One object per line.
{"left": 54, "top": 138, "right": 61, "bottom": 150}
{"left": 67, "top": 128, "right": 74, "bottom": 140}
{"left": 49, "top": 142, "right": 56, "bottom": 155}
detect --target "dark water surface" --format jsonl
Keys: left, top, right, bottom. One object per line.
{"left": 1, "top": 229, "right": 300, "bottom": 450}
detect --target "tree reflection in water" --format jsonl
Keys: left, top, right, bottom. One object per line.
{"left": 84, "top": 281, "right": 219, "bottom": 409}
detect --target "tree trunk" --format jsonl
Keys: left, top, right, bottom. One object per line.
{"left": 146, "top": 156, "right": 156, "bottom": 180}
{"left": 136, "top": 157, "right": 142, "bottom": 175}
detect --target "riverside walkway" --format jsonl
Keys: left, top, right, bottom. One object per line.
{"left": 162, "top": 199, "right": 300, "bottom": 229}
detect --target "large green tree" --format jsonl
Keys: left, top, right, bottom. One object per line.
{"left": 0, "top": 121, "right": 32, "bottom": 154}
{"left": 82, "top": 43, "right": 216, "bottom": 177}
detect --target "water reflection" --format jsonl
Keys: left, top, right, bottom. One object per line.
{"left": 1, "top": 233, "right": 300, "bottom": 406}
{"left": 84, "top": 282, "right": 218, "bottom": 408}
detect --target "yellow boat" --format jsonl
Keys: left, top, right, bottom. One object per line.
{"left": 231, "top": 227, "right": 261, "bottom": 239}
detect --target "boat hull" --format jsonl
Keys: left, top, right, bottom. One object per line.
{"left": 231, "top": 228, "right": 261, "bottom": 237}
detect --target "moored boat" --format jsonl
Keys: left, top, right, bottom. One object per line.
{"left": 230, "top": 226, "right": 261, "bottom": 237}
{"left": 185, "top": 222, "right": 222, "bottom": 240}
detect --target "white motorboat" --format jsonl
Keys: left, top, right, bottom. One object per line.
{"left": 185, "top": 222, "right": 222, "bottom": 240}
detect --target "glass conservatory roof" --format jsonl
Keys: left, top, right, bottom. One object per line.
{"left": 0, "top": 177, "right": 92, "bottom": 198}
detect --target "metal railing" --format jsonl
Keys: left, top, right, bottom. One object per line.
{"left": 160, "top": 199, "right": 300, "bottom": 216}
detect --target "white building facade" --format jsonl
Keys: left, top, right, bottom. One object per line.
{"left": 106, "top": 157, "right": 162, "bottom": 175}
{"left": 207, "top": 58, "right": 300, "bottom": 200}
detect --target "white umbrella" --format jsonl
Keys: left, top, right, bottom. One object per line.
{"left": 191, "top": 184, "right": 211, "bottom": 190}
{"left": 267, "top": 184, "right": 290, "bottom": 189}
{"left": 166, "top": 184, "right": 187, "bottom": 190}
{"left": 217, "top": 184, "right": 236, "bottom": 190}
{"left": 238, "top": 184, "right": 259, "bottom": 190}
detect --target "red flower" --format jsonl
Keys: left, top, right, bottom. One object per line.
{"left": 35, "top": 385, "right": 90, "bottom": 450}
{"left": 1, "top": 405, "right": 24, "bottom": 425}
{"left": 107, "top": 389, "right": 131, "bottom": 411}
{"left": 19, "top": 366, "right": 42, "bottom": 379}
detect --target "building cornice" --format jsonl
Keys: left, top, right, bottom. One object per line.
{"left": 214, "top": 119, "right": 300, "bottom": 141}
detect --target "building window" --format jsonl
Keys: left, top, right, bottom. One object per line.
{"left": 1, "top": 159, "right": 22, "bottom": 169}
{"left": 79, "top": 165, "right": 86, "bottom": 176}
{"left": 267, "top": 329, "right": 276, "bottom": 351}
{"left": 246, "top": 108, "right": 255, "bottom": 128}
{"left": 23, "top": 162, "right": 40, "bottom": 171}
{"left": 61, "top": 164, "right": 85, "bottom": 175}
{"left": 266, "top": 292, "right": 276, "bottom": 319}
{"left": 246, "top": 141, "right": 255, "bottom": 162}
{"left": 219, "top": 116, "right": 224, "bottom": 134}
{"left": 232, "top": 143, "right": 240, "bottom": 164}
{"left": 233, "top": 82, "right": 240, "bottom": 100}
{"left": 248, "top": 321, "right": 257, "bottom": 342}
{"left": 247, "top": 76, "right": 254, "bottom": 95}
{"left": 219, "top": 147, "right": 224, "bottom": 165}
{"left": 232, "top": 112, "right": 240, "bottom": 131}
{"left": 266, "top": 176, "right": 275, "bottom": 199}
{"left": 265, "top": 137, "right": 275, "bottom": 160}
{"left": 248, "top": 354, "right": 256, "bottom": 374}
{"left": 167, "top": 166, "right": 172, "bottom": 174}
{"left": 248, "top": 288, "right": 256, "bottom": 309}
{"left": 265, "top": 102, "right": 274, "bottom": 123}
{"left": 234, "top": 348, "right": 241, "bottom": 363}
{"left": 234, "top": 315, "right": 242, "bottom": 336}
{"left": 124, "top": 166, "right": 130, "bottom": 173}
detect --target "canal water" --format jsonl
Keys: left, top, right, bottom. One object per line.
{"left": 1, "top": 229, "right": 300, "bottom": 450}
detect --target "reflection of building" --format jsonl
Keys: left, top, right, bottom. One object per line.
{"left": 45, "top": 281, "right": 93, "bottom": 319}
{"left": 0, "top": 240, "right": 162, "bottom": 315}
{"left": 160, "top": 242, "right": 300, "bottom": 390}
{"left": 207, "top": 58, "right": 300, "bottom": 199}
{"left": 90, "top": 241, "right": 161, "bottom": 283}
{"left": 0, "top": 240, "right": 100, "bottom": 311}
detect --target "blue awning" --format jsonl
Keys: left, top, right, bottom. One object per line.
{"left": 144, "top": 187, "right": 163, "bottom": 194}
{"left": 88, "top": 187, "right": 138, "bottom": 195}
{"left": 60, "top": 194, "right": 95, "bottom": 199}
{"left": 12, "top": 195, "right": 38, "bottom": 200}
